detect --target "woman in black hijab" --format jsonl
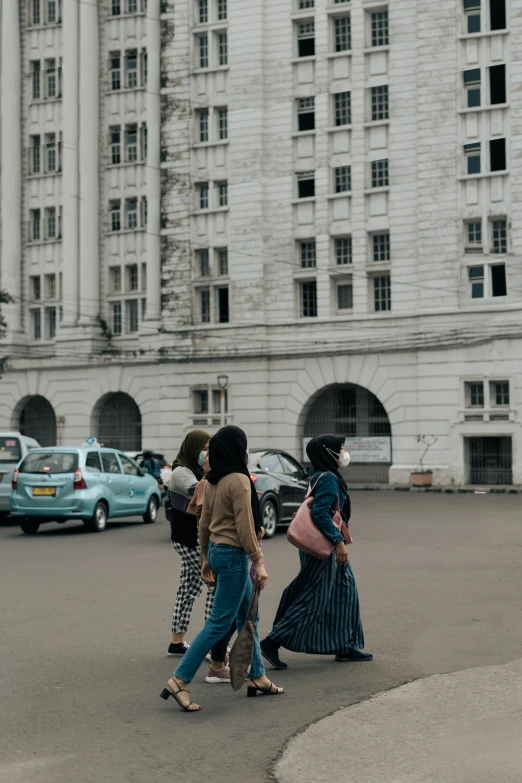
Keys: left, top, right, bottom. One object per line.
{"left": 260, "top": 434, "right": 372, "bottom": 668}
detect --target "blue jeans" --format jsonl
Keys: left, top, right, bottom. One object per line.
{"left": 174, "top": 543, "right": 265, "bottom": 684}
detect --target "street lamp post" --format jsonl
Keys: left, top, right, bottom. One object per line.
{"left": 217, "top": 374, "right": 229, "bottom": 428}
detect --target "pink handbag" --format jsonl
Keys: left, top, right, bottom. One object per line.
{"left": 287, "top": 473, "right": 352, "bottom": 560}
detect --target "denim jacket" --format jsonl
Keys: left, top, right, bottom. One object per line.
{"left": 309, "top": 471, "right": 346, "bottom": 545}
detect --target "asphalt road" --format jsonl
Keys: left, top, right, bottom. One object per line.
{"left": 1, "top": 493, "right": 521, "bottom": 783}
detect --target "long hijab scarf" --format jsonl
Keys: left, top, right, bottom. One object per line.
{"left": 171, "top": 429, "right": 210, "bottom": 481}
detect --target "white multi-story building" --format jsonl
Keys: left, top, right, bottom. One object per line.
{"left": 1, "top": 0, "right": 521, "bottom": 487}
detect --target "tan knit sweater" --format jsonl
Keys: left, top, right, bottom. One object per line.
{"left": 199, "top": 473, "right": 262, "bottom": 563}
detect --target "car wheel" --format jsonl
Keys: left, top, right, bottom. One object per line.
{"left": 143, "top": 496, "right": 158, "bottom": 524}
{"left": 261, "top": 498, "right": 278, "bottom": 539}
{"left": 86, "top": 502, "right": 108, "bottom": 533}
{"left": 20, "top": 519, "right": 40, "bottom": 535}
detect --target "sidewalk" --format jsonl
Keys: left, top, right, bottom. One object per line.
{"left": 275, "top": 658, "right": 522, "bottom": 783}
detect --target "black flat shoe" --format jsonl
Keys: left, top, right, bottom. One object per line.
{"left": 260, "top": 639, "right": 288, "bottom": 670}
{"left": 335, "top": 649, "right": 373, "bottom": 662}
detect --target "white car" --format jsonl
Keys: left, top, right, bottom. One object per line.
{"left": 125, "top": 452, "right": 172, "bottom": 492}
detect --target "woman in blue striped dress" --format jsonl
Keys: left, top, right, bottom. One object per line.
{"left": 260, "top": 434, "right": 372, "bottom": 667}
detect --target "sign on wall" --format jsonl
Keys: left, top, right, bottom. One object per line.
{"left": 303, "top": 437, "right": 391, "bottom": 463}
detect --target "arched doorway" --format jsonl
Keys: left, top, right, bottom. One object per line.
{"left": 18, "top": 396, "right": 57, "bottom": 446}
{"left": 303, "top": 383, "right": 392, "bottom": 483}
{"left": 93, "top": 392, "right": 142, "bottom": 451}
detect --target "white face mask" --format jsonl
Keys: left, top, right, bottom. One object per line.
{"left": 338, "top": 451, "right": 350, "bottom": 468}
{"left": 198, "top": 451, "right": 207, "bottom": 467}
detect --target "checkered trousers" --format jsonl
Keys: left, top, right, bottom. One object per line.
{"left": 171, "top": 541, "right": 215, "bottom": 634}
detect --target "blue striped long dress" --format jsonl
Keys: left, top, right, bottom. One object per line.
{"left": 269, "top": 474, "right": 365, "bottom": 655}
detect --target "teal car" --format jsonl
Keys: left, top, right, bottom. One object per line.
{"left": 10, "top": 447, "right": 162, "bottom": 535}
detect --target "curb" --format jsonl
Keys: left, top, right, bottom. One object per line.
{"left": 350, "top": 485, "right": 522, "bottom": 494}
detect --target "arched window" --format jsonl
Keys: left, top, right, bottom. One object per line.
{"left": 94, "top": 392, "right": 142, "bottom": 452}
{"left": 18, "top": 396, "right": 57, "bottom": 446}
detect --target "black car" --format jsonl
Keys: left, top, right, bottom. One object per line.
{"left": 248, "top": 449, "right": 309, "bottom": 538}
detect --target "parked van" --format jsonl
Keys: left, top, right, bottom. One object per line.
{"left": 0, "top": 433, "right": 41, "bottom": 519}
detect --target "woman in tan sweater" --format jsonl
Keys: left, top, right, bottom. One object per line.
{"left": 160, "top": 426, "right": 284, "bottom": 712}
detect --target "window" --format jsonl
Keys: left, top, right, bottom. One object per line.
{"left": 371, "top": 9, "right": 389, "bottom": 47}
{"left": 337, "top": 282, "right": 353, "bottom": 311}
{"left": 490, "top": 0, "right": 506, "bottom": 31}
{"left": 199, "top": 0, "right": 208, "bottom": 24}
{"left": 112, "top": 302, "right": 122, "bottom": 335}
{"left": 372, "top": 233, "right": 390, "bottom": 261}
{"left": 218, "top": 248, "right": 228, "bottom": 276}
{"left": 297, "top": 21, "right": 315, "bottom": 57}
{"left": 120, "top": 454, "right": 140, "bottom": 476}
{"left": 491, "top": 264, "right": 507, "bottom": 297}
{"left": 47, "top": 0, "right": 57, "bottom": 24}
{"left": 465, "top": 381, "right": 484, "bottom": 407}
{"left": 465, "top": 220, "right": 482, "bottom": 251}
{"left": 197, "top": 249, "right": 210, "bottom": 277}
{"left": 258, "top": 453, "right": 284, "bottom": 473}
{"left": 297, "top": 97, "right": 315, "bottom": 132}
{"left": 31, "top": 61, "right": 41, "bottom": 101}
{"left": 110, "top": 56, "right": 121, "bottom": 91}
{"left": 141, "top": 123, "right": 148, "bottom": 159}
{"left": 141, "top": 263, "right": 147, "bottom": 291}
{"left": 334, "top": 16, "right": 351, "bottom": 52}
{"left": 211, "top": 389, "right": 228, "bottom": 419}
{"left": 468, "top": 265, "right": 484, "bottom": 298}
{"left": 490, "top": 138, "right": 506, "bottom": 171}
{"left": 30, "top": 136, "right": 41, "bottom": 174}
{"left": 491, "top": 381, "right": 509, "bottom": 407}
{"left": 198, "top": 182, "right": 209, "bottom": 209}
{"left": 30, "top": 209, "right": 41, "bottom": 241}
{"left": 299, "top": 0, "right": 314, "bottom": 7}
{"left": 200, "top": 289, "right": 211, "bottom": 323}
{"left": 126, "top": 125, "right": 138, "bottom": 161}
{"left": 110, "top": 201, "right": 121, "bottom": 232}
{"left": 335, "top": 236, "right": 352, "bottom": 265}
{"left": 126, "top": 299, "right": 139, "bottom": 332}
{"left": 489, "top": 64, "right": 506, "bottom": 105}
{"left": 371, "top": 85, "right": 389, "bottom": 121}
{"left": 464, "top": 142, "right": 481, "bottom": 174}
{"left": 109, "top": 267, "right": 122, "bottom": 293}
{"left": 464, "top": 69, "right": 481, "bottom": 108}
{"left": 335, "top": 165, "right": 351, "bottom": 193}
{"left": 45, "top": 208, "right": 56, "bottom": 239}
{"left": 85, "top": 452, "right": 102, "bottom": 473}
{"left": 111, "top": 0, "right": 121, "bottom": 14}
{"left": 464, "top": 0, "right": 480, "bottom": 33}
{"left": 31, "top": 276, "right": 41, "bottom": 301}
{"left": 46, "top": 134, "right": 57, "bottom": 171}
{"left": 199, "top": 35, "right": 209, "bottom": 68}
{"left": 141, "top": 196, "right": 148, "bottom": 227}
{"left": 197, "top": 109, "right": 209, "bottom": 142}
{"left": 126, "top": 52, "right": 138, "bottom": 88}
{"left": 32, "top": 309, "right": 42, "bottom": 340}
{"left": 217, "top": 0, "right": 227, "bottom": 21}
{"left": 334, "top": 91, "right": 351, "bottom": 126}
{"left": 127, "top": 0, "right": 138, "bottom": 12}
{"left": 218, "top": 287, "right": 229, "bottom": 323}
{"left": 193, "top": 389, "right": 209, "bottom": 415}
{"left": 126, "top": 264, "right": 139, "bottom": 291}
{"left": 45, "top": 274, "right": 56, "bottom": 300}
{"left": 46, "top": 59, "right": 57, "bottom": 98}
{"left": 217, "top": 181, "right": 228, "bottom": 207}
{"left": 126, "top": 199, "right": 138, "bottom": 229}
{"left": 218, "top": 108, "right": 228, "bottom": 139}
{"left": 297, "top": 171, "right": 315, "bottom": 198}
{"left": 46, "top": 307, "right": 56, "bottom": 339}
{"left": 371, "top": 158, "right": 389, "bottom": 187}
{"left": 300, "top": 240, "right": 316, "bottom": 269}
{"left": 300, "top": 281, "right": 317, "bottom": 317}
{"left": 32, "top": 0, "right": 41, "bottom": 25}
{"left": 491, "top": 219, "right": 507, "bottom": 254}
{"left": 218, "top": 32, "right": 228, "bottom": 66}
{"left": 101, "top": 452, "right": 122, "bottom": 474}
{"left": 110, "top": 128, "right": 121, "bottom": 165}
{"left": 373, "top": 275, "right": 391, "bottom": 311}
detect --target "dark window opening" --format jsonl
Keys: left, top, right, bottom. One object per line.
{"left": 298, "top": 174, "right": 315, "bottom": 198}
{"left": 218, "top": 287, "right": 229, "bottom": 323}
{"left": 298, "top": 111, "right": 315, "bottom": 131}
{"left": 297, "top": 22, "right": 315, "bottom": 57}
{"left": 490, "top": 138, "right": 506, "bottom": 171}
{"left": 491, "top": 264, "right": 507, "bottom": 297}
{"left": 464, "top": 68, "right": 481, "bottom": 107}
{"left": 489, "top": 64, "right": 506, "bottom": 105}
{"left": 301, "top": 281, "right": 317, "bottom": 318}
{"left": 490, "top": 0, "right": 506, "bottom": 30}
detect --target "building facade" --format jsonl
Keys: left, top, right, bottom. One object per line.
{"left": 1, "top": 0, "right": 521, "bottom": 486}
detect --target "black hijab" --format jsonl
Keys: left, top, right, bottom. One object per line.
{"left": 306, "top": 434, "right": 351, "bottom": 521}
{"left": 207, "top": 425, "right": 261, "bottom": 535}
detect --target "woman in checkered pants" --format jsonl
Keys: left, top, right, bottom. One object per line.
{"left": 167, "top": 430, "right": 231, "bottom": 683}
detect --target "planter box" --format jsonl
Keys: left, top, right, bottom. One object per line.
{"left": 411, "top": 472, "right": 433, "bottom": 487}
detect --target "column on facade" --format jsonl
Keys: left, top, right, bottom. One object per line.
{"left": 145, "top": 0, "right": 162, "bottom": 323}
{"left": 0, "top": 0, "right": 23, "bottom": 334}
{"left": 61, "top": 0, "right": 80, "bottom": 327}
{"left": 78, "top": 0, "right": 100, "bottom": 323}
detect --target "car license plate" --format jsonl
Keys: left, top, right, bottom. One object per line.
{"left": 33, "top": 487, "right": 56, "bottom": 496}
